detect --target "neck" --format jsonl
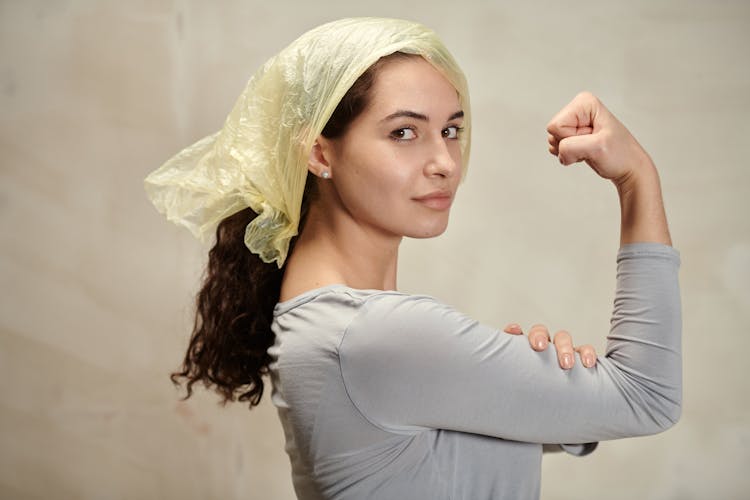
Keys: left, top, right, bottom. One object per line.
{"left": 280, "top": 202, "right": 401, "bottom": 301}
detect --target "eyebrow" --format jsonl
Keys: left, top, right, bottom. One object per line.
{"left": 380, "top": 110, "right": 464, "bottom": 123}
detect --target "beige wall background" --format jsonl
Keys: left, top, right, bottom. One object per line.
{"left": 1, "top": 0, "right": 748, "bottom": 498}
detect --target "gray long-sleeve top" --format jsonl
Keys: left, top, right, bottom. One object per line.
{"left": 268, "top": 243, "right": 682, "bottom": 499}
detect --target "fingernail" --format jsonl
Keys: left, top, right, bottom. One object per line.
{"left": 584, "top": 354, "right": 595, "bottom": 367}
{"left": 535, "top": 338, "right": 546, "bottom": 350}
{"left": 562, "top": 353, "right": 573, "bottom": 369}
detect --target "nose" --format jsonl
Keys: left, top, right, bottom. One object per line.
{"left": 424, "top": 136, "right": 460, "bottom": 178}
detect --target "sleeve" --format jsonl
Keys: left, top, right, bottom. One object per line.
{"left": 338, "top": 243, "right": 681, "bottom": 444}
{"left": 547, "top": 443, "right": 598, "bottom": 456}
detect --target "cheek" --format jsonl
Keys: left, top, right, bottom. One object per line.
{"left": 447, "top": 139, "right": 463, "bottom": 169}
{"left": 335, "top": 152, "right": 417, "bottom": 224}
{"left": 343, "top": 144, "right": 413, "bottom": 192}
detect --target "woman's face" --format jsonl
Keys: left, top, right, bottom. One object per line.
{"left": 321, "top": 56, "right": 464, "bottom": 240}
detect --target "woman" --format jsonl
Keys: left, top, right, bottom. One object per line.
{"left": 145, "top": 18, "right": 681, "bottom": 499}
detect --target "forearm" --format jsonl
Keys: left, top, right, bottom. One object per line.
{"left": 616, "top": 155, "right": 672, "bottom": 246}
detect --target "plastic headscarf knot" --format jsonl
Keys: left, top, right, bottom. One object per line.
{"left": 144, "top": 17, "right": 471, "bottom": 267}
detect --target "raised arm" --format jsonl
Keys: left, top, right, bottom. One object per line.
{"left": 338, "top": 94, "right": 681, "bottom": 444}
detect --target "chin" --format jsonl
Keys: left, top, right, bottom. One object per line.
{"left": 406, "top": 219, "right": 450, "bottom": 239}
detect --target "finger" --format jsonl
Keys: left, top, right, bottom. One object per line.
{"left": 503, "top": 323, "right": 523, "bottom": 335}
{"left": 575, "top": 344, "right": 598, "bottom": 368}
{"left": 528, "top": 324, "right": 550, "bottom": 351}
{"left": 549, "top": 124, "right": 594, "bottom": 140}
{"left": 557, "top": 132, "right": 602, "bottom": 166}
{"left": 553, "top": 330, "right": 575, "bottom": 370}
{"left": 546, "top": 109, "right": 594, "bottom": 141}
{"left": 545, "top": 91, "right": 599, "bottom": 139}
{"left": 547, "top": 133, "right": 559, "bottom": 156}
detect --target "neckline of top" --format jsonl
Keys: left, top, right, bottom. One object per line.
{"left": 274, "top": 284, "right": 402, "bottom": 315}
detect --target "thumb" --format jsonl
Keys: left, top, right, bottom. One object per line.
{"left": 557, "top": 132, "right": 601, "bottom": 166}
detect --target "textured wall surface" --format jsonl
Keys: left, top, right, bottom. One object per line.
{"left": 1, "top": 1, "right": 748, "bottom": 499}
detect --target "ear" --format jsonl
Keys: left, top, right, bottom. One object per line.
{"left": 307, "top": 137, "right": 335, "bottom": 179}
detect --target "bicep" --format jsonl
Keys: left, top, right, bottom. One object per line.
{"left": 339, "top": 295, "right": 660, "bottom": 444}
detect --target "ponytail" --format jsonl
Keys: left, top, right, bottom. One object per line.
{"left": 170, "top": 208, "right": 281, "bottom": 407}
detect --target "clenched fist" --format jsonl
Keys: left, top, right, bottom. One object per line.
{"left": 546, "top": 92, "right": 653, "bottom": 187}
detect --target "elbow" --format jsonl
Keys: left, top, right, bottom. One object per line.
{"left": 610, "top": 359, "right": 683, "bottom": 436}
{"left": 655, "top": 382, "right": 683, "bottom": 432}
{"left": 660, "top": 398, "right": 682, "bottom": 431}
{"left": 614, "top": 378, "right": 683, "bottom": 437}
{"left": 637, "top": 393, "right": 682, "bottom": 436}
{"left": 649, "top": 405, "right": 681, "bottom": 435}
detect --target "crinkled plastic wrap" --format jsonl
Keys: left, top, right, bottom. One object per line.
{"left": 144, "top": 17, "right": 471, "bottom": 267}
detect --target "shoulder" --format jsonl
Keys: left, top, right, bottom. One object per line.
{"left": 275, "top": 285, "right": 466, "bottom": 327}
{"left": 352, "top": 291, "right": 480, "bottom": 335}
{"left": 337, "top": 291, "right": 505, "bottom": 432}
{"left": 340, "top": 291, "right": 490, "bottom": 363}
{"left": 274, "top": 284, "right": 370, "bottom": 315}
{"left": 273, "top": 286, "right": 462, "bottom": 349}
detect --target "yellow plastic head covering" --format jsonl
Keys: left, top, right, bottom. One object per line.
{"left": 144, "top": 17, "right": 471, "bottom": 267}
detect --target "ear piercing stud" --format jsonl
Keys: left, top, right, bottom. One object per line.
{"left": 321, "top": 170, "right": 330, "bottom": 179}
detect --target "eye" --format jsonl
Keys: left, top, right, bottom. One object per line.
{"left": 390, "top": 127, "right": 417, "bottom": 141}
{"left": 442, "top": 126, "right": 463, "bottom": 140}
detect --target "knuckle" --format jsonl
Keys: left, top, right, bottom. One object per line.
{"left": 529, "top": 324, "right": 549, "bottom": 335}
{"left": 529, "top": 331, "right": 546, "bottom": 343}
{"left": 553, "top": 330, "right": 572, "bottom": 345}
{"left": 503, "top": 323, "right": 522, "bottom": 334}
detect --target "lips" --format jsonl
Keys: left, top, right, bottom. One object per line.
{"left": 413, "top": 190, "right": 453, "bottom": 210}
